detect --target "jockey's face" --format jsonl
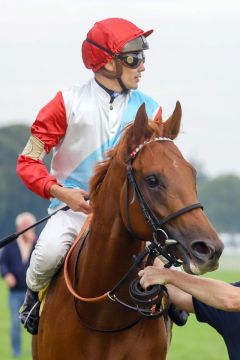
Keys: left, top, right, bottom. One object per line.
{"left": 96, "top": 53, "right": 145, "bottom": 92}
{"left": 121, "top": 57, "right": 145, "bottom": 90}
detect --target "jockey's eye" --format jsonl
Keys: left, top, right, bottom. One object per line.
{"left": 145, "top": 175, "right": 159, "bottom": 188}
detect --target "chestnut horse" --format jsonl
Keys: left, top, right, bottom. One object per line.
{"left": 33, "top": 102, "right": 223, "bottom": 360}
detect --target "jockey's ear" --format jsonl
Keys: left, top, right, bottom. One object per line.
{"left": 163, "top": 101, "right": 182, "bottom": 140}
{"left": 133, "top": 103, "right": 152, "bottom": 145}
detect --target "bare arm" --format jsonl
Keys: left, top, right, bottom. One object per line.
{"left": 166, "top": 284, "right": 195, "bottom": 313}
{"left": 139, "top": 266, "right": 240, "bottom": 312}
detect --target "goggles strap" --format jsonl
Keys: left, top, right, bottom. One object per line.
{"left": 86, "top": 38, "right": 115, "bottom": 56}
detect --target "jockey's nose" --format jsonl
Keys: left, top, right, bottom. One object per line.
{"left": 139, "top": 61, "right": 145, "bottom": 72}
{"left": 190, "top": 239, "right": 224, "bottom": 262}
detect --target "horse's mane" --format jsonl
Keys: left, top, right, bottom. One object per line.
{"left": 89, "top": 120, "right": 164, "bottom": 203}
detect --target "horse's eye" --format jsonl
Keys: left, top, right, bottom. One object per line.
{"left": 145, "top": 175, "right": 159, "bottom": 188}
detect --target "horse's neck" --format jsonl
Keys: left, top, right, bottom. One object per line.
{"left": 79, "top": 166, "right": 144, "bottom": 294}
{"left": 82, "top": 212, "right": 144, "bottom": 288}
{"left": 71, "top": 163, "right": 147, "bottom": 329}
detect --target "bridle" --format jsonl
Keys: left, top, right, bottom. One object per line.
{"left": 64, "top": 136, "right": 203, "bottom": 332}
{"left": 125, "top": 136, "right": 203, "bottom": 267}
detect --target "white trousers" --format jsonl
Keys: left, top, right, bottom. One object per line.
{"left": 26, "top": 209, "right": 87, "bottom": 292}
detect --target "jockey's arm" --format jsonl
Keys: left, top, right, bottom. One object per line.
{"left": 16, "top": 92, "right": 91, "bottom": 214}
{"left": 16, "top": 92, "right": 67, "bottom": 199}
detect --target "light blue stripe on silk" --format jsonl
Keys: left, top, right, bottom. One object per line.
{"left": 49, "top": 91, "right": 158, "bottom": 209}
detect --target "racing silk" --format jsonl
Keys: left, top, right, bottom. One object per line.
{"left": 17, "top": 79, "right": 160, "bottom": 210}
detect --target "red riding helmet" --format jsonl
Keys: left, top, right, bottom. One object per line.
{"left": 82, "top": 18, "right": 153, "bottom": 72}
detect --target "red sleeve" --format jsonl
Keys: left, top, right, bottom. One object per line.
{"left": 16, "top": 92, "right": 67, "bottom": 199}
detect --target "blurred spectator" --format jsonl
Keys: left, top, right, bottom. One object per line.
{"left": 0, "top": 212, "right": 36, "bottom": 358}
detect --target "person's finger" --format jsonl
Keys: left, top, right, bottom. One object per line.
{"left": 82, "top": 199, "right": 91, "bottom": 208}
{"left": 81, "top": 200, "right": 92, "bottom": 212}
{"left": 139, "top": 278, "right": 147, "bottom": 289}
{"left": 81, "top": 190, "right": 90, "bottom": 199}
{"left": 81, "top": 205, "right": 91, "bottom": 214}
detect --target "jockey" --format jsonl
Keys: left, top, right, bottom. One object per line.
{"left": 17, "top": 17, "right": 161, "bottom": 335}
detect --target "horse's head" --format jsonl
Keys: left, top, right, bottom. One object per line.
{"left": 118, "top": 102, "right": 223, "bottom": 275}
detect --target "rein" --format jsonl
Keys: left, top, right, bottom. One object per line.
{"left": 64, "top": 221, "right": 167, "bottom": 307}
{"left": 64, "top": 214, "right": 110, "bottom": 303}
{"left": 64, "top": 224, "right": 170, "bottom": 332}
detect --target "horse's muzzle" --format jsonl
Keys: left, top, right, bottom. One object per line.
{"left": 187, "top": 238, "right": 224, "bottom": 273}
{"left": 191, "top": 239, "right": 223, "bottom": 261}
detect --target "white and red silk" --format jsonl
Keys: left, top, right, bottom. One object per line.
{"left": 17, "top": 82, "right": 161, "bottom": 202}
{"left": 17, "top": 92, "right": 67, "bottom": 199}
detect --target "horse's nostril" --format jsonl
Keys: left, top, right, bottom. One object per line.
{"left": 191, "top": 241, "right": 214, "bottom": 260}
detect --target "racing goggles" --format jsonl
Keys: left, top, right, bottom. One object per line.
{"left": 117, "top": 51, "right": 145, "bottom": 69}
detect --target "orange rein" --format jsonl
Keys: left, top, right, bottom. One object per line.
{"left": 63, "top": 214, "right": 109, "bottom": 303}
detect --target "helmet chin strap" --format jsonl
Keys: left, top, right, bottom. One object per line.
{"left": 99, "top": 58, "right": 129, "bottom": 94}
{"left": 117, "top": 78, "right": 129, "bottom": 94}
{"left": 115, "top": 58, "right": 129, "bottom": 93}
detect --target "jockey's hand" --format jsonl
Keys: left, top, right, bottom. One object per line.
{"left": 49, "top": 184, "right": 91, "bottom": 214}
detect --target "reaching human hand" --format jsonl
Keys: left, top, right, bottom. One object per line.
{"left": 138, "top": 266, "right": 168, "bottom": 289}
{"left": 153, "top": 257, "right": 165, "bottom": 268}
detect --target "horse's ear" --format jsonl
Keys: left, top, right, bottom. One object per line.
{"left": 132, "top": 103, "right": 151, "bottom": 144}
{"left": 163, "top": 101, "right": 182, "bottom": 140}
{"left": 153, "top": 106, "right": 163, "bottom": 125}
